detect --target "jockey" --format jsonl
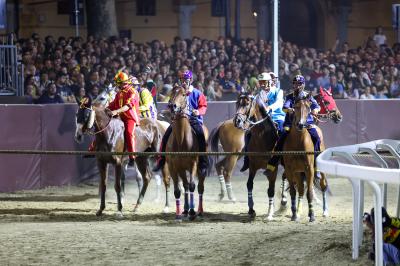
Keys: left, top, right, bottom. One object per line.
{"left": 153, "top": 70, "right": 208, "bottom": 176}
{"left": 132, "top": 76, "right": 157, "bottom": 119}
{"left": 142, "top": 65, "right": 157, "bottom": 106}
{"left": 265, "top": 74, "right": 322, "bottom": 179}
{"left": 108, "top": 71, "right": 140, "bottom": 166}
{"left": 240, "top": 72, "right": 285, "bottom": 172}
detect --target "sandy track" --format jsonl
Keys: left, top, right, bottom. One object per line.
{"left": 1, "top": 174, "right": 391, "bottom": 265}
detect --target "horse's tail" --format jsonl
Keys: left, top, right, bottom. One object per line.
{"left": 208, "top": 124, "right": 221, "bottom": 161}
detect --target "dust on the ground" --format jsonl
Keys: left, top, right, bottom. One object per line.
{"left": 1, "top": 174, "right": 388, "bottom": 266}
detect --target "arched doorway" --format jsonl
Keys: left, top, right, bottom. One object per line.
{"left": 279, "top": 0, "right": 323, "bottom": 48}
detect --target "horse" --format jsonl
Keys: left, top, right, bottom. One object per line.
{"left": 282, "top": 95, "right": 329, "bottom": 222}
{"left": 93, "top": 88, "right": 173, "bottom": 213}
{"left": 209, "top": 119, "right": 244, "bottom": 202}
{"left": 166, "top": 86, "right": 210, "bottom": 221}
{"left": 314, "top": 87, "right": 343, "bottom": 124}
{"left": 233, "top": 93, "right": 279, "bottom": 220}
{"left": 75, "top": 97, "right": 168, "bottom": 216}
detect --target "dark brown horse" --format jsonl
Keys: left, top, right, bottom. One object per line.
{"left": 233, "top": 93, "right": 279, "bottom": 220}
{"left": 166, "top": 86, "right": 209, "bottom": 221}
{"left": 75, "top": 98, "right": 168, "bottom": 216}
{"left": 283, "top": 96, "right": 328, "bottom": 222}
{"left": 209, "top": 119, "right": 244, "bottom": 202}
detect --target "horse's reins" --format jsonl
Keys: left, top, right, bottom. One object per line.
{"left": 237, "top": 95, "right": 271, "bottom": 131}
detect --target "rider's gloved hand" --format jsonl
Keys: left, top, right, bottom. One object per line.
{"left": 192, "top": 109, "right": 200, "bottom": 116}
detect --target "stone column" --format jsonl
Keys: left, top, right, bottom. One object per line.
{"left": 179, "top": 5, "right": 196, "bottom": 40}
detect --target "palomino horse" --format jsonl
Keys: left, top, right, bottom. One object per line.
{"left": 283, "top": 95, "right": 328, "bottom": 222}
{"left": 233, "top": 93, "right": 279, "bottom": 220}
{"left": 209, "top": 120, "right": 244, "bottom": 202}
{"left": 75, "top": 98, "right": 167, "bottom": 216}
{"left": 166, "top": 86, "right": 209, "bottom": 221}
{"left": 93, "top": 88, "right": 173, "bottom": 213}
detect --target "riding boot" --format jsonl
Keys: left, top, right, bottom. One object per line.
{"left": 152, "top": 125, "right": 172, "bottom": 172}
{"left": 128, "top": 157, "right": 135, "bottom": 167}
{"left": 83, "top": 140, "right": 96, "bottom": 158}
{"left": 240, "top": 132, "right": 251, "bottom": 172}
{"left": 264, "top": 130, "right": 288, "bottom": 177}
{"left": 190, "top": 119, "right": 208, "bottom": 177}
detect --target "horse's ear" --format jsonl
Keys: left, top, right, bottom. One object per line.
{"left": 319, "top": 87, "right": 324, "bottom": 94}
{"left": 328, "top": 87, "right": 332, "bottom": 93}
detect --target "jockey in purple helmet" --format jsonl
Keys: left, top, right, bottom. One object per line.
{"left": 153, "top": 70, "right": 209, "bottom": 176}
{"left": 265, "top": 74, "right": 323, "bottom": 182}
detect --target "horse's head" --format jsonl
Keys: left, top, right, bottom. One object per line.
{"left": 233, "top": 93, "right": 256, "bottom": 130}
{"left": 168, "top": 86, "right": 189, "bottom": 117}
{"left": 93, "top": 84, "right": 116, "bottom": 106}
{"left": 316, "top": 87, "right": 343, "bottom": 124}
{"left": 293, "top": 96, "right": 311, "bottom": 131}
{"left": 75, "top": 96, "right": 95, "bottom": 143}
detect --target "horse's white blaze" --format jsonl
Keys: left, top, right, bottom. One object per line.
{"left": 74, "top": 119, "right": 84, "bottom": 143}
{"left": 87, "top": 109, "right": 95, "bottom": 129}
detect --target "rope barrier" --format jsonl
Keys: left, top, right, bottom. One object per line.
{"left": 0, "top": 149, "right": 320, "bottom": 156}
{"left": 0, "top": 149, "right": 397, "bottom": 160}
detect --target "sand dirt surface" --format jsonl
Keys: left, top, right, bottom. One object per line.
{"left": 1, "top": 174, "right": 393, "bottom": 266}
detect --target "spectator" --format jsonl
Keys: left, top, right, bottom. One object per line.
{"left": 36, "top": 82, "right": 64, "bottom": 104}
{"left": 373, "top": 26, "right": 387, "bottom": 47}
{"left": 55, "top": 72, "right": 75, "bottom": 103}
{"left": 360, "top": 85, "right": 375, "bottom": 99}
{"left": 317, "top": 65, "right": 330, "bottom": 89}
{"left": 329, "top": 74, "right": 345, "bottom": 99}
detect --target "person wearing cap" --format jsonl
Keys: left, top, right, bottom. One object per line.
{"left": 265, "top": 75, "right": 322, "bottom": 182}
{"left": 132, "top": 76, "right": 157, "bottom": 119}
{"left": 107, "top": 71, "right": 140, "bottom": 166}
{"left": 240, "top": 72, "right": 285, "bottom": 172}
{"left": 153, "top": 70, "right": 208, "bottom": 176}
{"left": 141, "top": 66, "right": 157, "bottom": 106}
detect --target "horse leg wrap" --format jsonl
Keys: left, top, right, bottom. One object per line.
{"left": 226, "top": 182, "right": 236, "bottom": 201}
{"left": 175, "top": 199, "right": 181, "bottom": 216}
{"left": 184, "top": 192, "right": 189, "bottom": 211}
{"left": 291, "top": 198, "right": 296, "bottom": 213}
{"left": 198, "top": 194, "right": 203, "bottom": 213}
{"left": 190, "top": 192, "right": 195, "bottom": 210}
{"left": 248, "top": 191, "right": 254, "bottom": 209}
{"left": 218, "top": 175, "right": 226, "bottom": 196}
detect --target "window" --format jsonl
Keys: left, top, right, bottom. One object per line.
{"left": 136, "top": 0, "right": 156, "bottom": 16}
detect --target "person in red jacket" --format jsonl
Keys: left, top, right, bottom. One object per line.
{"left": 108, "top": 71, "right": 140, "bottom": 166}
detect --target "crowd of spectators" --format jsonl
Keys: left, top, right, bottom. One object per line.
{"left": 17, "top": 26, "right": 400, "bottom": 104}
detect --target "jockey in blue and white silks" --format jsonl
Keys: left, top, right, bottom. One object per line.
{"left": 240, "top": 72, "right": 285, "bottom": 172}
{"left": 266, "top": 74, "right": 322, "bottom": 179}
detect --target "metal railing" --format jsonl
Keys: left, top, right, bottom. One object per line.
{"left": 0, "top": 39, "right": 24, "bottom": 96}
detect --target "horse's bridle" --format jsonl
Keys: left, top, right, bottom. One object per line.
{"left": 80, "top": 105, "right": 112, "bottom": 135}
{"left": 235, "top": 95, "right": 271, "bottom": 131}
{"left": 168, "top": 90, "right": 191, "bottom": 119}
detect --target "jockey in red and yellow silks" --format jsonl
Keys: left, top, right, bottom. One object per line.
{"left": 108, "top": 71, "right": 140, "bottom": 166}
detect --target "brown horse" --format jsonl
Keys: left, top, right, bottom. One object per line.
{"left": 283, "top": 96, "right": 328, "bottom": 222}
{"left": 75, "top": 99, "right": 169, "bottom": 216}
{"left": 209, "top": 119, "right": 244, "bottom": 202}
{"left": 315, "top": 87, "right": 343, "bottom": 124}
{"left": 233, "top": 93, "right": 279, "bottom": 220}
{"left": 166, "top": 86, "right": 209, "bottom": 221}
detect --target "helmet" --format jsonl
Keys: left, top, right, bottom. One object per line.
{"left": 293, "top": 75, "right": 305, "bottom": 90}
{"left": 114, "top": 71, "right": 130, "bottom": 85}
{"left": 182, "top": 70, "right": 193, "bottom": 80}
{"left": 131, "top": 76, "right": 140, "bottom": 85}
{"left": 293, "top": 75, "right": 305, "bottom": 84}
{"left": 269, "top": 72, "right": 278, "bottom": 80}
{"left": 258, "top": 72, "right": 272, "bottom": 82}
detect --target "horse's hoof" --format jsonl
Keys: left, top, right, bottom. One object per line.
{"left": 182, "top": 210, "right": 189, "bottom": 217}
{"left": 248, "top": 209, "right": 256, "bottom": 219}
{"left": 189, "top": 209, "right": 197, "bottom": 221}
{"left": 280, "top": 199, "right": 287, "bottom": 207}
{"left": 229, "top": 197, "right": 237, "bottom": 203}
{"left": 132, "top": 206, "right": 139, "bottom": 213}
{"left": 218, "top": 193, "right": 225, "bottom": 201}
{"left": 96, "top": 210, "right": 103, "bottom": 217}
{"left": 115, "top": 211, "right": 123, "bottom": 219}
{"left": 309, "top": 214, "right": 316, "bottom": 222}
{"left": 291, "top": 215, "right": 299, "bottom": 222}
{"left": 265, "top": 215, "right": 274, "bottom": 221}
{"left": 163, "top": 206, "right": 170, "bottom": 214}
{"left": 323, "top": 210, "right": 329, "bottom": 217}
{"left": 175, "top": 215, "right": 182, "bottom": 222}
